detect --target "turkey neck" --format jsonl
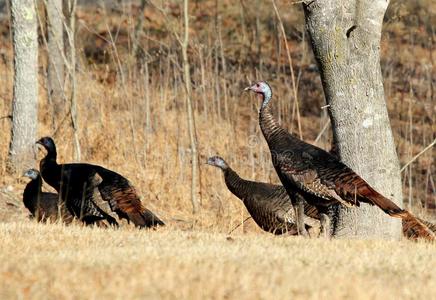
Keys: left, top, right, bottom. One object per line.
{"left": 23, "top": 176, "right": 42, "bottom": 213}
{"left": 223, "top": 168, "right": 252, "bottom": 201}
{"left": 39, "top": 147, "right": 61, "bottom": 191}
{"left": 259, "top": 101, "right": 289, "bottom": 147}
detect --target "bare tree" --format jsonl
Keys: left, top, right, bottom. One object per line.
{"left": 132, "top": 0, "right": 147, "bottom": 63}
{"left": 46, "top": 0, "right": 65, "bottom": 129}
{"left": 304, "top": 0, "right": 402, "bottom": 238}
{"left": 8, "top": 0, "right": 38, "bottom": 173}
{"left": 182, "top": 0, "right": 200, "bottom": 214}
{"left": 64, "top": 0, "right": 81, "bottom": 161}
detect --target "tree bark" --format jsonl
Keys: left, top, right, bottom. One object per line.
{"left": 8, "top": 0, "right": 38, "bottom": 173}
{"left": 303, "top": 0, "right": 403, "bottom": 239}
{"left": 64, "top": 0, "right": 81, "bottom": 161}
{"left": 132, "top": 0, "right": 147, "bottom": 64}
{"left": 46, "top": 0, "right": 65, "bottom": 128}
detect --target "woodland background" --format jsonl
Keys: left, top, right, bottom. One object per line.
{"left": 0, "top": 0, "right": 434, "bottom": 231}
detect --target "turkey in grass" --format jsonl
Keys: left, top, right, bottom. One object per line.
{"left": 22, "top": 168, "right": 73, "bottom": 223}
{"left": 207, "top": 156, "right": 323, "bottom": 236}
{"left": 244, "top": 81, "right": 435, "bottom": 240}
{"left": 36, "top": 137, "right": 164, "bottom": 228}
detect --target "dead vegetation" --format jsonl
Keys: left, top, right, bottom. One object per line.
{"left": 0, "top": 221, "right": 435, "bottom": 299}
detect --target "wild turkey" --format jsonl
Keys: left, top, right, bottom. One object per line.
{"left": 403, "top": 218, "right": 436, "bottom": 240}
{"left": 207, "top": 156, "right": 323, "bottom": 236}
{"left": 207, "top": 157, "right": 435, "bottom": 240}
{"left": 23, "top": 168, "right": 73, "bottom": 223}
{"left": 245, "top": 81, "right": 435, "bottom": 241}
{"left": 36, "top": 137, "right": 165, "bottom": 228}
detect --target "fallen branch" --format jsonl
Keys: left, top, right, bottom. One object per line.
{"left": 227, "top": 217, "right": 252, "bottom": 235}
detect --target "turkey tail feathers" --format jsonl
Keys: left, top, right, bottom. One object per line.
{"left": 357, "top": 185, "right": 405, "bottom": 217}
{"left": 360, "top": 187, "right": 434, "bottom": 241}
{"left": 401, "top": 212, "right": 435, "bottom": 241}
{"left": 128, "top": 208, "right": 165, "bottom": 228}
{"left": 97, "top": 176, "right": 165, "bottom": 228}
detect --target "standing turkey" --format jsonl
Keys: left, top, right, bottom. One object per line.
{"left": 23, "top": 168, "right": 73, "bottom": 223}
{"left": 207, "top": 156, "right": 323, "bottom": 236}
{"left": 244, "top": 81, "right": 435, "bottom": 241}
{"left": 207, "top": 157, "right": 436, "bottom": 240}
{"left": 36, "top": 137, "right": 164, "bottom": 228}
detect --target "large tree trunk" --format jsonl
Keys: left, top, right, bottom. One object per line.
{"left": 8, "top": 0, "right": 38, "bottom": 173}
{"left": 46, "top": 0, "right": 65, "bottom": 128}
{"left": 303, "top": 0, "right": 403, "bottom": 239}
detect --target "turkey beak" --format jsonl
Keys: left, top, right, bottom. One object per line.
{"left": 35, "top": 140, "right": 46, "bottom": 153}
{"left": 22, "top": 170, "right": 32, "bottom": 179}
{"left": 244, "top": 86, "right": 252, "bottom": 92}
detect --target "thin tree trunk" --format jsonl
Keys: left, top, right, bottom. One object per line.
{"left": 132, "top": 0, "right": 147, "bottom": 63}
{"left": 8, "top": 0, "right": 38, "bottom": 173}
{"left": 182, "top": 0, "right": 200, "bottom": 214}
{"left": 64, "top": 0, "right": 80, "bottom": 161}
{"left": 46, "top": 0, "right": 65, "bottom": 128}
{"left": 303, "top": 0, "right": 403, "bottom": 239}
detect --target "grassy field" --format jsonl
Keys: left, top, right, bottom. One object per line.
{"left": 1, "top": 221, "right": 435, "bottom": 300}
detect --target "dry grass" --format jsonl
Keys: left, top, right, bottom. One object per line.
{"left": 1, "top": 221, "right": 435, "bottom": 300}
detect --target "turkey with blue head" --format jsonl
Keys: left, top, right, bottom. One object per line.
{"left": 244, "top": 81, "right": 435, "bottom": 240}
{"left": 207, "top": 155, "right": 321, "bottom": 236}
{"left": 23, "top": 168, "right": 73, "bottom": 223}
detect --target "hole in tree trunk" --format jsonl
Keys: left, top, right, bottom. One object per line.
{"left": 346, "top": 25, "right": 357, "bottom": 38}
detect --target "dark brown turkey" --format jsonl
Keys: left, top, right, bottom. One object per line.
{"left": 245, "top": 81, "right": 435, "bottom": 241}
{"left": 403, "top": 218, "right": 436, "bottom": 240}
{"left": 23, "top": 168, "right": 73, "bottom": 223}
{"left": 36, "top": 137, "right": 164, "bottom": 228}
{"left": 207, "top": 156, "right": 324, "bottom": 236}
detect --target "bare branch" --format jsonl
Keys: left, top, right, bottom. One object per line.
{"left": 401, "top": 139, "right": 436, "bottom": 172}
{"left": 271, "top": 0, "right": 303, "bottom": 139}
